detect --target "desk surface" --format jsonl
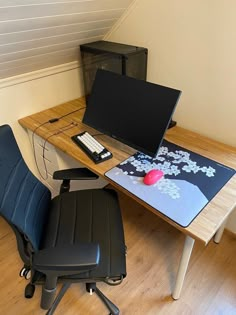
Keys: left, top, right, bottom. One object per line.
{"left": 18, "top": 98, "right": 236, "bottom": 245}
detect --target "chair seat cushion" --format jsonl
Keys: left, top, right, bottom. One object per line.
{"left": 40, "top": 188, "right": 126, "bottom": 281}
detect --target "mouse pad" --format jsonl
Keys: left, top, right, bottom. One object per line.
{"left": 105, "top": 139, "right": 235, "bottom": 227}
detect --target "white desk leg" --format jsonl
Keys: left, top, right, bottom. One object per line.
{"left": 172, "top": 235, "right": 195, "bottom": 300}
{"left": 214, "top": 219, "right": 227, "bottom": 244}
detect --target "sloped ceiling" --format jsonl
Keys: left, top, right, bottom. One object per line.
{"left": 0, "top": 0, "right": 134, "bottom": 80}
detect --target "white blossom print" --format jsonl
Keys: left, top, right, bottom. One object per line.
{"left": 118, "top": 142, "right": 217, "bottom": 199}
{"left": 105, "top": 140, "right": 235, "bottom": 227}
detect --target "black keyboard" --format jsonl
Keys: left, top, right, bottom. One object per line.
{"left": 71, "top": 131, "right": 112, "bottom": 164}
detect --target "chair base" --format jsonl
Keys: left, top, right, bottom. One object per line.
{"left": 46, "top": 283, "right": 71, "bottom": 315}
{"left": 86, "top": 283, "right": 120, "bottom": 315}
{"left": 25, "top": 282, "right": 120, "bottom": 315}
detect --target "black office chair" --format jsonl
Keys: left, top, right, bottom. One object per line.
{"left": 0, "top": 124, "right": 126, "bottom": 315}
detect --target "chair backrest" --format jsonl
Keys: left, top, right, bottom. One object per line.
{"left": 0, "top": 125, "right": 51, "bottom": 251}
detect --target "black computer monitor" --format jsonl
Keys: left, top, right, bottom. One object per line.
{"left": 82, "top": 69, "right": 181, "bottom": 157}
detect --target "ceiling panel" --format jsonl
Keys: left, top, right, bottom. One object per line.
{"left": 0, "top": 36, "right": 103, "bottom": 65}
{"left": 0, "top": 0, "right": 134, "bottom": 80}
{"left": 0, "top": 20, "right": 114, "bottom": 45}
{"left": 0, "top": 29, "right": 108, "bottom": 55}
{"left": 0, "top": 10, "right": 122, "bottom": 34}
{"left": 0, "top": 49, "right": 80, "bottom": 79}
{"left": 0, "top": 0, "right": 131, "bottom": 21}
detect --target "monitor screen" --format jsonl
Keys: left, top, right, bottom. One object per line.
{"left": 82, "top": 69, "right": 181, "bottom": 157}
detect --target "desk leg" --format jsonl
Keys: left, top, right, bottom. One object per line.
{"left": 172, "top": 235, "right": 195, "bottom": 300}
{"left": 214, "top": 219, "right": 227, "bottom": 244}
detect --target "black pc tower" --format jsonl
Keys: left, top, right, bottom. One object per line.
{"left": 80, "top": 40, "right": 148, "bottom": 103}
{"left": 80, "top": 40, "right": 176, "bottom": 128}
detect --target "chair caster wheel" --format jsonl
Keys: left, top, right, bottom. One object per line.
{"left": 25, "top": 283, "right": 35, "bottom": 299}
{"left": 19, "top": 267, "right": 27, "bottom": 277}
{"left": 19, "top": 267, "right": 31, "bottom": 280}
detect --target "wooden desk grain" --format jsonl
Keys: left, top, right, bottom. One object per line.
{"left": 18, "top": 98, "right": 236, "bottom": 245}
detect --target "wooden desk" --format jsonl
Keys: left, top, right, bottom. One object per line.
{"left": 19, "top": 97, "right": 236, "bottom": 299}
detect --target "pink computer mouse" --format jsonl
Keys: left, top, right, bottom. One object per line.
{"left": 143, "top": 169, "right": 164, "bottom": 185}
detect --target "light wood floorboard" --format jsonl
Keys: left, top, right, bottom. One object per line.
{"left": 0, "top": 192, "right": 235, "bottom": 315}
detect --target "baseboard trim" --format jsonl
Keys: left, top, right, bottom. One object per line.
{"left": 0, "top": 61, "right": 80, "bottom": 90}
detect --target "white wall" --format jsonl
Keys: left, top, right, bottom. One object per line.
{"left": 0, "top": 63, "right": 83, "bottom": 171}
{"left": 106, "top": 0, "right": 236, "bottom": 147}
{"left": 106, "top": 0, "right": 236, "bottom": 232}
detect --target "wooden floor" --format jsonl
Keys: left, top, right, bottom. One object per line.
{"left": 0, "top": 191, "right": 235, "bottom": 315}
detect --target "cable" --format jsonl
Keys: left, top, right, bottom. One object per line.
{"left": 31, "top": 106, "right": 85, "bottom": 180}
{"left": 31, "top": 121, "right": 50, "bottom": 180}
{"left": 50, "top": 107, "right": 86, "bottom": 122}
{"left": 41, "top": 122, "right": 77, "bottom": 180}
{"left": 31, "top": 108, "right": 82, "bottom": 179}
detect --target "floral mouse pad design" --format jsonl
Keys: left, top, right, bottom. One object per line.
{"left": 105, "top": 140, "right": 235, "bottom": 227}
